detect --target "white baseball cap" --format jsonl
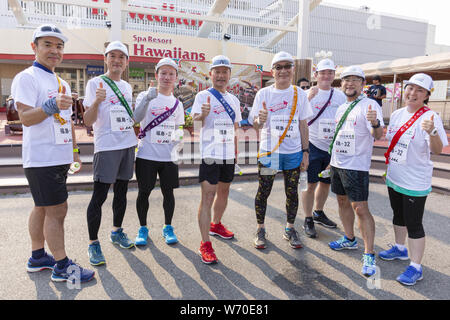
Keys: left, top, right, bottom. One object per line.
{"left": 105, "top": 41, "right": 129, "bottom": 58}
{"left": 340, "top": 65, "right": 365, "bottom": 80}
{"left": 209, "top": 55, "right": 232, "bottom": 70}
{"left": 271, "top": 51, "right": 294, "bottom": 68}
{"left": 316, "top": 58, "right": 336, "bottom": 72}
{"left": 33, "top": 24, "right": 68, "bottom": 43}
{"left": 404, "top": 73, "right": 434, "bottom": 93}
{"left": 155, "top": 58, "right": 178, "bottom": 73}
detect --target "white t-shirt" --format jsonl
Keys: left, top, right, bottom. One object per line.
{"left": 84, "top": 76, "right": 137, "bottom": 153}
{"left": 307, "top": 88, "right": 347, "bottom": 152}
{"left": 11, "top": 65, "right": 73, "bottom": 168}
{"left": 249, "top": 85, "right": 313, "bottom": 154}
{"left": 330, "top": 97, "right": 384, "bottom": 171}
{"left": 191, "top": 89, "right": 242, "bottom": 160}
{"left": 135, "top": 92, "right": 185, "bottom": 162}
{"left": 386, "top": 107, "right": 448, "bottom": 191}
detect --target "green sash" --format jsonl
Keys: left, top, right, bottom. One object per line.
{"left": 100, "top": 75, "right": 133, "bottom": 119}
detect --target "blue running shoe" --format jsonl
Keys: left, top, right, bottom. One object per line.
{"left": 51, "top": 260, "right": 95, "bottom": 283}
{"left": 362, "top": 254, "right": 377, "bottom": 277}
{"left": 397, "top": 265, "right": 423, "bottom": 286}
{"left": 379, "top": 244, "right": 409, "bottom": 261}
{"left": 135, "top": 226, "right": 149, "bottom": 246}
{"left": 27, "top": 252, "right": 56, "bottom": 273}
{"left": 329, "top": 236, "right": 358, "bottom": 251}
{"left": 88, "top": 241, "right": 106, "bottom": 266}
{"left": 110, "top": 228, "right": 135, "bottom": 249}
{"left": 163, "top": 225, "right": 178, "bottom": 244}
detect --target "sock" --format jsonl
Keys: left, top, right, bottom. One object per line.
{"left": 32, "top": 248, "right": 45, "bottom": 259}
{"left": 410, "top": 262, "right": 422, "bottom": 271}
{"left": 395, "top": 243, "right": 407, "bottom": 252}
{"left": 345, "top": 235, "right": 355, "bottom": 242}
{"left": 56, "top": 256, "right": 69, "bottom": 269}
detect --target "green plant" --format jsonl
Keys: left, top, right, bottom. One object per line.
{"left": 184, "top": 113, "right": 193, "bottom": 127}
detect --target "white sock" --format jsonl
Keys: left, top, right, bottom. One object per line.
{"left": 395, "top": 243, "right": 407, "bottom": 251}
{"left": 410, "top": 262, "right": 422, "bottom": 271}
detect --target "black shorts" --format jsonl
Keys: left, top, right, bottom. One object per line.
{"left": 199, "top": 158, "right": 235, "bottom": 185}
{"left": 135, "top": 157, "right": 179, "bottom": 191}
{"left": 330, "top": 166, "right": 369, "bottom": 202}
{"left": 24, "top": 164, "right": 70, "bottom": 207}
{"left": 307, "top": 142, "right": 331, "bottom": 184}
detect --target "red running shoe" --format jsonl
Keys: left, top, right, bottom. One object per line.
{"left": 199, "top": 241, "right": 218, "bottom": 264}
{"left": 209, "top": 222, "right": 234, "bottom": 239}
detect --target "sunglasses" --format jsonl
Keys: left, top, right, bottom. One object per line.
{"left": 301, "top": 86, "right": 310, "bottom": 90}
{"left": 273, "top": 64, "right": 293, "bottom": 71}
{"left": 212, "top": 59, "right": 230, "bottom": 66}
{"left": 40, "top": 26, "right": 62, "bottom": 33}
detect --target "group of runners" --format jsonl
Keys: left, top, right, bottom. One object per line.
{"left": 11, "top": 25, "right": 448, "bottom": 287}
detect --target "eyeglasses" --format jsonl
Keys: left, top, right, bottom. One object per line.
{"left": 39, "top": 25, "right": 62, "bottom": 34}
{"left": 273, "top": 64, "right": 293, "bottom": 71}
{"left": 301, "top": 86, "right": 310, "bottom": 90}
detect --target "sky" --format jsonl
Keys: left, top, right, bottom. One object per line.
{"left": 323, "top": 0, "right": 450, "bottom": 45}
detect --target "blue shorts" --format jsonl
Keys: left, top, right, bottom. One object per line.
{"left": 330, "top": 166, "right": 369, "bottom": 202}
{"left": 307, "top": 142, "right": 331, "bottom": 184}
{"left": 258, "top": 151, "right": 303, "bottom": 171}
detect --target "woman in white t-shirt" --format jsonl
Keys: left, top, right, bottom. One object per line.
{"left": 133, "top": 58, "right": 184, "bottom": 246}
{"left": 380, "top": 73, "right": 448, "bottom": 286}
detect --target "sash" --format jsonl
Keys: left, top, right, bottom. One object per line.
{"left": 100, "top": 75, "right": 133, "bottom": 119}
{"left": 328, "top": 97, "right": 363, "bottom": 155}
{"left": 207, "top": 88, "right": 236, "bottom": 123}
{"left": 308, "top": 88, "right": 334, "bottom": 126}
{"left": 138, "top": 99, "right": 180, "bottom": 139}
{"left": 384, "top": 106, "right": 430, "bottom": 164}
{"left": 257, "top": 85, "right": 298, "bottom": 159}
{"left": 33, "top": 61, "right": 66, "bottom": 125}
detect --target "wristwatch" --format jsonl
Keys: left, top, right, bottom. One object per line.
{"left": 302, "top": 148, "right": 310, "bottom": 154}
{"left": 371, "top": 119, "right": 381, "bottom": 129}
{"left": 430, "top": 128, "right": 438, "bottom": 136}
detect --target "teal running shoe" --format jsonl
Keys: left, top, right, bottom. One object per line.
{"left": 163, "top": 225, "right": 178, "bottom": 244}
{"left": 135, "top": 226, "right": 149, "bottom": 246}
{"left": 110, "top": 228, "right": 135, "bottom": 249}
{"left": 88, "top": 241, "right": 106, "bottom": 266}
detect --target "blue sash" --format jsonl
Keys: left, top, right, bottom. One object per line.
{"left": 207, "top": 88, "right": 236, "bottom": 123}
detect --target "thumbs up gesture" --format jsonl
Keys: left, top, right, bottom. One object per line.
{"left": 421, "top": 114, "right": 436, "bottom": 135}
{"left": 258, "top": 102, "right": 269, "bottom": 125}
{"left": 146, "top": 81, "right": 158, "bottom": 101}
{"left": 201, "top": 96, "right": 211, "bottom": 117}
{"left": 366, "top": 105, "right": 378, "bottom": 126}
{"left": 95, "top": 81, "right": 107, "bottom": 105}
{"left": 307, "top": 86, "right": 319, "bottom": 101}
{"left": 55, "top": 85, "right": 73, "bottom": 111}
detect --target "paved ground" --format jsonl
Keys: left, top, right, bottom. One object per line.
{"left": 0, "top": 179, "right": 449, "bottom": 301}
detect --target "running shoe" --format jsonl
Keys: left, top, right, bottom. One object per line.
{"left": 283, "top": 228, "right": 303, "bottom": 249}
{"left": 254, "top": 228, "right": 267, "bottom": 249}
{"left": 361, "top": 253, "right": 377, "bottom": 277}
{"left": 51, "top": 260, "right": 95, "bottom": 283}
{"left": 303, "top": 217, "right": 317, "bottom": 238}
{"left": 396, "top": 265, "right": 423, "bottom": 286}
{"left": 379, "top": 244, "right": 409, "bottom": 261}
{"left": 110, "top": 228, "right": 135, "bottom": 249}
{"left": 135, "top": 226, "right": 149, "bottom": 246}
{"left": 88, "top": 241, "right": 106, "bottom": 266}
{"left": 209, "top": 222, "right": 234, "bottom": 240}
{"left": 163, "top": 225, "right": 178, "bottom": 244}
{"left": 313, "top": 210, "right": 337, "bottom": 228}
{"left": 199, "top": 241, "right": 218, "bottom": 264}
{"left": 329, "top": 236, "right": 358, "bottom": 251}
{"left": 27, "top": 252, "right": 56, "bottom": 273}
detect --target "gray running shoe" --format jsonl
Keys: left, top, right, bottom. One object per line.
{"left": 283, "top": 228, "right": 303, "bottom": 249}
{"left": 254, "top": 228, "right": 267, "bottom": 249}
{"left": 110, "top": 228, "right": 135, "bottom": 249}
{"left": 303, "top": 217, "right": 317, "bottom": 238}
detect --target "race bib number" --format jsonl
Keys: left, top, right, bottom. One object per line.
{"left": 214, "top": 119, "right": 234, "bottom": 144}
{"left": 110, "top": 104, "right": 133, "bottom": 132}
{"left": 318, "top": 119, "right": 335, "bottom": 141}
{"left": 150, "top": 121, "right": 175, "bottom": 144}
{"left": 389, "top": 128, "right": 414, "bottom": 164}
{"left": 334, "top": 130, "right": 355, "bottom": 156}
{"left": 53, "top": 115, "right": 72, "bottom": 145}
{"left": 270, "top": 115, "right": 299, "bottom": 139}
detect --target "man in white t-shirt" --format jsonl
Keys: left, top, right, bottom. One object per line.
{"left": 83, "top": 41, "right": 137, "bottom": 266}
{"left": 327, "top": 66, "right": 384, "bottom": 277}
{"left": 132, "top": 58, "right": 184, "bottom": 246}
{"left": 11, "top": 24, "right": 94, "bottom": 283}
{"left": 191, "top": 55, "right": 242, "bottom": 264}
{"left": 249, "top": 51, "right": 313, "bottom": 250}
{"left": 301, "top": 59, "right": 347, "bottom": 238}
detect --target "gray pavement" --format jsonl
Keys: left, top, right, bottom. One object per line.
{"left": 0, "top": 180, "right": 449, "bottom": 300}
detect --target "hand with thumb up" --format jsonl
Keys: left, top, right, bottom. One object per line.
{"left": 366, "top": 104, "right": 378, "bottom": 126}
{"left": 258, "top": 102, "right": 269, "bottom": 125}
{"left": 421, "top": 114, "right": 436, "bottom": 135}
{"left": 55, "top": 85, "right": 73, "bottom": 111}
{"left": 201, "top": 96, "right": 211, "bottom": 117}
{"left": 95, "top": 81, "right": 107, "bottom": 105}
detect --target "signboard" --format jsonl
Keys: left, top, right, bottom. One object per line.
{"left": 87, "top": 65, "right": 104, "bottom": 75}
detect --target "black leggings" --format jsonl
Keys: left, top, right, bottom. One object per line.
{"left": 388, "top": 187, "right": 427, "bottom": 239}
{"left": 136, "top": 186, "right": 175, "bottom": 226}
{"left": 87, "top": 180, "right": 129, "bottom": 241}
{"left": 255, "top": 163, "right": 300, "bottom": 225}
